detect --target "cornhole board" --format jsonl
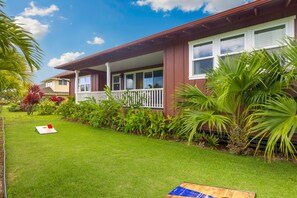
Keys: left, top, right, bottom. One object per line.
{"left": 167, "top": 182, "right": 256, "bottom": 198}
{"left": 35, "top": 126, "right": 57, "bottom": 134}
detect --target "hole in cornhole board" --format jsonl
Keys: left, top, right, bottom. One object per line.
{"left": 166, "top": 182, "right": 256, "bottom": 198}
{"left": 35, "top": 126, "right": 57, "bottom": 135}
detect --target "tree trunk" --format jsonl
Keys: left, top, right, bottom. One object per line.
{"left": 227, "top": 124, "right": 248, "bottom": 154}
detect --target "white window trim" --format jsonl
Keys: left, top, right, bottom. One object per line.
{"left": 78, "top": 75, "right": 91, "bottom": 93}
{"left": 112, "top": 74, "right": 121, "bottom": 90}
{"left": 188, "top": 16, "right": 296, "bottom": 80}
{"left": 123, "top": 67, "right": 163, "bottom": 90}
{"left": 191, "top": 41, "right": 214, "bottom": 79}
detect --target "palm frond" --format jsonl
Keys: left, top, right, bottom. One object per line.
{"left": 179, "top": 110, "right": 231, "bottom": 144}
{"left": 249, "top": 96, "right": 297, "bottom": 160}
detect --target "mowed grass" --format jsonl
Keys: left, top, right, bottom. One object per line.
{"left": 3, "top": 109, "right": 297, "bottom": 197}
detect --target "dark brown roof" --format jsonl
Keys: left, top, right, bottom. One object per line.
{"left": 56, "top": 0, "right": 297, "bottom": 71}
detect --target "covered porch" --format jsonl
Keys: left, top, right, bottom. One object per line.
{"left": 74, "top": 51, "right": 164, "bottom": 109}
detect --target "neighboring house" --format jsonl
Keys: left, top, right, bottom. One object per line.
{"left": 40, "top": 74, "right": 70, "bottom": 96}
{"left": 56, "top": 0, "right": 297, "bottom": 116}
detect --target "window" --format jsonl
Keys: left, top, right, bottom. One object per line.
{"left": 220, "top": 34, "right": 244, "bottom": 60}
{"left": 45, "top": 82, "right": 53, "bottom": 87}
{"left": 188, "top": 16, "right": 295, "bottom": 80}
{"left": 58, "top": 80, "right": 68, "bottom": 85}
{"left": 254, "top": 25, "right": 286, "bottom": 49}
{"left": 144, "top": 72, "right": 153, "bottom": 89}
{"left": 112, "top": 75, "right": 121, "bottom": 90}
{"left": 126, "top": 74, "right": 134, "bottom": 90}
{"left": 79, "top": 76, "right": 91, "bottom": 92}
{"left": 153, "top": 70, "right": 163, "bottom": 88}
{"left": 192, "top": 42, "right": 213, "bottom": 75}
{"left": 124, "top": 68, "right": 163, "bottom": 90}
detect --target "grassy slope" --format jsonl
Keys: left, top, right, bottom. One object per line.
{"left": 3, "top": 110, "right": 297, "bottom": 197}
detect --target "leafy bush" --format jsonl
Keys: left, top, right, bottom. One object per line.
{"left": 90, "top": 88, "right": 123, "bottom": 128}
{"left": 8, "top": 103, "right": 21, "bottom": 112}
{"left": 123, "top": 109, "right": 150, "bottom": 135}
{"left": 21, "top": 85, "right": 44, "bottom": 115}
{"left": 37, "top": 100, "right": 56, "bottom": 115}
{"left": 56, "top": 97, "right": 76, "bottom": 118}
{"left": 50, "top": 96, "right": 65, "bottom": 105}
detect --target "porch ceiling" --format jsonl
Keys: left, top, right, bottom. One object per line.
{"left": 89, "top": 51, "right": 163, "bottom": 72}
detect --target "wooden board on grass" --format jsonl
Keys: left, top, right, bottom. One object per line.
{"left": 167, "top": 182, "right": 256, "bottom": 198}
{"left": 35, "top": 126, "right": 57, "bottom": 135}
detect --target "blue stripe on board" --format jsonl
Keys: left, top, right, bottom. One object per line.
{"left": 168, "top": 186, "right": 214, "bottom": 198}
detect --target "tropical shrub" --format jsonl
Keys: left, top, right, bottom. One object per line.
{"left": 21, "top": 85, "right": 44, "bottom": 115}
{"left": 176, "top": 38, "right": 297, "bottom": 160}
{"left": 8, "top": 103, "right": 21, "bottom": 112}
{"left": 50, "top": 96, "right": 65, "bottom": 105}
{"left": 37, "top": 99, "right": 56, "bottom": 115}
{"left": 89, "top": 88, "right": 123, "bottom": 128}
{"left": 56, "top": 97, "right": 76, "bottom": 118}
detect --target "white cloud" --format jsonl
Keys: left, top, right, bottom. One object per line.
{"left": 48, "top": 52, "right": 85, "bottom": 67}
{"left": 21, "top": 1, "right": 59, "bottom": 17}
{"left": 14, "top": 16, "right": 49, "bottom": 39}
{"left": 133, "top": 0, "right": 252, "bottom": 13}
{"left": 87, "top": 36, "right": 105, "bottom": 45}
{"left": 204, "top": 0, "right": 253, "bottom": 14}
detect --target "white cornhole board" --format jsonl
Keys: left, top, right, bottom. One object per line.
{"left": 35, "top": 126, "right": 57, "bottom": 134}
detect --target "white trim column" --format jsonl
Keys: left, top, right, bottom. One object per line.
{"left": 105, "top": 62, "right": 111, "bottom": 88}
{"left": 75, "top": 70, "right": 80, "bottom": 104}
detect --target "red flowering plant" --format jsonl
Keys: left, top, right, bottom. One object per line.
{"left": 21, "top": 85, "right": 44, "bottom": 115}
{"left": 50, "top": 96, "right": 65, "bottom": 106}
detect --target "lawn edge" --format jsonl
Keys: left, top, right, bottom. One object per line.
{"left": 0, "top": 117, "right": 7, "bottom": 198}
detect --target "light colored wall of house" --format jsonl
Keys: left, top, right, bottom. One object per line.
{"left": 52, "top": 80, "right": 69, "bottom": 92}
{"left": 44, "top": 79, "right": 69, "bottom": 92}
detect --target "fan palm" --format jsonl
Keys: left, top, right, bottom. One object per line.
{"left": 176, "top": 42, "right": 296, "bottom": 157}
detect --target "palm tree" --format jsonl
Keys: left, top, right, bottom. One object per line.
{"left": 0, "top": 0, "right": 42, "bottom": 71}
{"left": 248, "top": 38, "right": 297, "bottom": 160}
{"left": 176, "top": 40, "right": 296, "bottom": 158}
{"left": 0, "top": 49, "right": 31, "bottom": 91}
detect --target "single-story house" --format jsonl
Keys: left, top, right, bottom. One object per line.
{"left": 56, "top": 0, "right": 297, "bottom": 116}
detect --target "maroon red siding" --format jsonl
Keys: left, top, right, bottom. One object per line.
{"left": 91, "top": 71, "right": 107, "bottom": 91}
{"left": 163, "top": 41, "right": 207, "bottom": 116}
{"left": 69, "top": 78, "right": 75, "bottom": 96}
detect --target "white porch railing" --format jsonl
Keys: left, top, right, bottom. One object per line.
{"left": 76, "top": 88, "right": 163, "bottom": 109}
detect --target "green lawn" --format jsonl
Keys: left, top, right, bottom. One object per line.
{"left": 3, "top": 110, "right": 297, "bottom": 197}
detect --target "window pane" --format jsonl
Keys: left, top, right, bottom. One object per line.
{"left": 220, "top": 34, "right": 244, "bottom": 54}
{"left": 113, "top": 83, "right": 120, "bottom": 90}
{"left": 136, "top": 72, "right": 143, "bottom": 89}
{"left": 193, "top": 58, "right": 213, "bottom": 75}
{"left": 193, "top": 42, "right": 213, "bottom": 59}
{"left": 113, "top": 76, "right": 120, "bottom": 83}
{"left": 80, "top": 85, "right": 85, "bottom": 92}
{"left": 144, "top": 72, "right": 153, "bottom": 89}
{"left": 126, "top": 74, "right": 134, "bottom": 90}
{"left": 85, "top": 76, "right": 91, "bottom": 84}
{"left": 79, "top": 78, "right": 85, "bottom": 85}
{"left": 63, "top": 80, "right": 67, "bottom": 85}
{"left": 255, "top": 25, "right": 285, "bottom": 49}
{"left": 85, "top": 84, "right": 90, "bottom": 91}
{"left": 153, "top": 70, "right": 163, "bottom": 88}
{"left": 59, "top": 80, "right": 62, "bottom": 85}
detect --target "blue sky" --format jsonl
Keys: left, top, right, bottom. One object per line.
{"left": 4, "top": 0, "right": 251, "bottom": 84}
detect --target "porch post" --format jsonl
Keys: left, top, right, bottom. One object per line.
{"left": 105, "top": 62, "right": 111, "bottom": 88}
{"left": 75, "top": 70, "right": 80, "bottom": 104}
